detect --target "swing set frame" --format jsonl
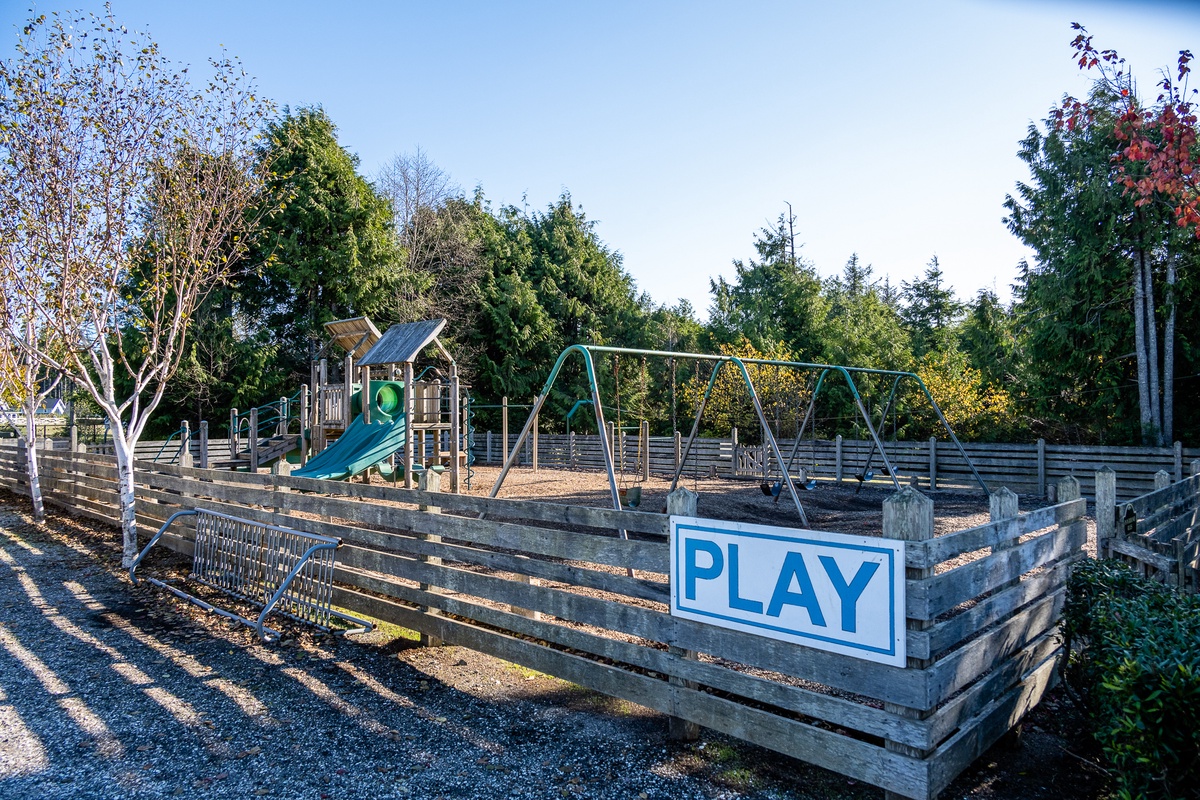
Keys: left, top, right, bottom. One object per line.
{"left": 489, "top": 345, "right": 989, "bottom": 527}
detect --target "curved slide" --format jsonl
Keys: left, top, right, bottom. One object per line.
{"left": 292, "top": 412, "right": 407, "bottom": 481}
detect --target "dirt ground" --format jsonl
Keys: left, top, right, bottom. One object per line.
{"left": 0, "top": 481, "right": 1114, "bottom": 800}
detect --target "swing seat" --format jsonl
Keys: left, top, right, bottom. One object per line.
{"left": 618, "top": 486, "right": 642, "bottom": 509}
{"left": 802, "top": 478, "right": 817, "bottom": 491}
{"left": 856, "top": 469, "right": 875, "bottom": 483}
{"left": 760, "top": 481, "right": 783, "bottom": 498}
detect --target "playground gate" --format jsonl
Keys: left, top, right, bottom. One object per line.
{"left": 0, "top": 442, "right": 1087, "bottom": 800}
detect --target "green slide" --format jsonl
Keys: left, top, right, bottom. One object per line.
{"left": 293, "top": 380, "right": 407, "bottom": 481}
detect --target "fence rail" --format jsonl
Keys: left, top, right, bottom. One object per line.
{"left": 0, "top": 441, "right": 1090, "bottom": 800}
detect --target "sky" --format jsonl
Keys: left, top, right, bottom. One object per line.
{"left": 3, "top": 0, "right": 1199, "bottom": 318}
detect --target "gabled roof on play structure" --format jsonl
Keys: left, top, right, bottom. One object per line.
{"left": 323, "top": 316, "right": 383, "bottom": 359}
{"left": 357, "top": 318, "right": 448, "bottom": 366}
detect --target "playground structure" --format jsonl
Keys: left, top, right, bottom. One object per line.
{"left": 491, "top": 344, "right": 988, "bottom": 524}
{"left": 224, "top": 317, "right": 472, "bottom": 491}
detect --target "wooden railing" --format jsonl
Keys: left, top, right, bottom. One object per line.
{"left": 0, "top": 443, "right": 1088, "bottom": 800}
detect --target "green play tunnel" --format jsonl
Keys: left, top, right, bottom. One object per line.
{"left": 349, "top": 380, "right": 405, "bottom": 421}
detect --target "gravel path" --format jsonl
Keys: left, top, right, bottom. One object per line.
{"left": 0, "top": 496, "right": 1110, "bottom": 800}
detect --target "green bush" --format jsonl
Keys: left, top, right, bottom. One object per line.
{"left": 1063, "top": 559, "right": 1200, "bottom": 799}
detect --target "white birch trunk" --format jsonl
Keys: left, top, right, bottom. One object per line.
{"left": 1141, "top": 251, "right": 1162, "bottom": 445}
{"left": 21, "top": 398, "right": 44, "bottom": 523}
{"left": 110, "top": 431, "right": 139, "bottom": 567}
{"left": 1132, "top": 250, "right": 1153, "bottom": 444}
{"left": 1162, "top": 253, "right": 1176, "bottom": 443}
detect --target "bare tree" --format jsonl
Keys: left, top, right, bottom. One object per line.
{"left": 0, "top": 9, "right": 272, "bottom": 564}
{"left": 376, "top": 149, "right": 483, "bottom": 362}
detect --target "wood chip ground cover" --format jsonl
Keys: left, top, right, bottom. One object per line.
{"left": 0, "top": 491, "right": 1112, "bottom": 799}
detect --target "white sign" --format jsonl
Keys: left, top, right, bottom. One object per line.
{"left": 669, "top": 516, "right": 906, "bottom": 667}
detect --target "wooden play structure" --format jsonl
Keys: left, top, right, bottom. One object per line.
{"left": 307, "top": 317, "right": 471, "bottom": 491}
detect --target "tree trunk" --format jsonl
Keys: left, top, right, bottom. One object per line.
{"left": 1132, "top": 250, "right": 1153, "bottom": 444}
{"left": 1141, "top": 250, "right": 1162, "bottom": 446}
{"left": 22, "top": 399, "right": 44, "bottom": 523}
{"left": 111, "top": 433, "right": 139, "bottom": 568}
{"left": 1163, "top": 252, "right": 1176, "bottom": 443}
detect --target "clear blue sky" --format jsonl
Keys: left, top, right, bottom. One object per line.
{"left": 5, "top": 0, "right": 1199, "bottom": 317}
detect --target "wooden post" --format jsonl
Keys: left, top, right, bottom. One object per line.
{"left": 199, "top": 421, "right": 209, "bottom": 469}
{"left": 530, "top": 408, "right": 538, "bottom": 473}
{"left": 1154, "top": 469, "right": 1171, "bottom": 491}
{"left": 1095, "top": 466, "right": 1116, "bottom": 559}
{"left": 835, "top": 434, "right": 843, "bottom": 483}
{"left": 666, "top": 487, "right": 700, "bottom": 741}
{"left": 179, "top": 420, "right": 193, "bottom": 468}
{"left": 486, "top": 430, "right": 493, "bottom": 465}
{"left": 928, "top": 435, "right": 937, "bottom": 491}
{"left": 989, "top": 487, "right": 1019, "bottom": 592}
{"left": 1056, "top": 475, "right": 1081, "bottom": 503}
{"left": 344, "top": 352, "right": 354, "bottom": 424}
{"left": 730, "top": 426, "right": 738, "bottom": 476}
{"left": 230, "top": 408, "right": 239, "bottom": 457}
{"left": 403, "top": 361, "right": 415, "bottom": 489}
{"left": 248, "top": 408, "right": 259, "bottom": 472}
{"left": 641, "top": 419, "right": 650, "bottom": 479}
{"left": 882, "top": 486, "right": 935, "bottom": 800}
{"left": 298, "top": 386, "right": 309, "bottom": 466}
{"left": 417, "top": 467, "right": 443, "bottom": 647}
{"left": 1174, "top": 441, "right": 1183, "bottom": 482}
{"left": 359, "top": 365, "right": 371, "bottom": 424}
{"left": 69, "top": 424, "right": 77, "bottom": 453}
{"left": 1193, "top": 458, "right": 1200, "bottom": 478}
{"left": 450, "top": 366, "right": 461, "bottom": 492}
{"left": 1037, "top": 438, "right": 1046, "bottom": 497}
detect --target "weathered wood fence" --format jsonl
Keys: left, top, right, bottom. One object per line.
{"left": 1096, "top": 460, "right": 1200, "bottom": 591}
{"left": 475, "top": 431, "right": 1198, "bottom": 501}
{"left": 0, "top": 442, "right": 1088, "bottom": 799}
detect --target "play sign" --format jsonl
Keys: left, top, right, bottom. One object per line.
{"left": 669, "top": 517, "right": 906, "bottom": 667}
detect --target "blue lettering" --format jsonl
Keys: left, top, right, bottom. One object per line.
{"left": 684, "top": 539, "right": 723, "bottom": 600}
{"left": 818, "top": 556, "right": 879, "bottom": 633}
{"left": 766, "top": 552, "right": 826, "bottom": 626}
{"left": 727, "top": 544, "right": 763, "bottom": 614}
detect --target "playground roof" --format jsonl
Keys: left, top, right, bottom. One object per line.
{"left": 323, "top": 317, "right": 382, "bottom": 359}
{"left": 358, "top": 318, "right": 448, "bottom": 366}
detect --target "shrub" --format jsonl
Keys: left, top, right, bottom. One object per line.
{"left": 1063, "top": 559, "right": 1200, "bottom": 799}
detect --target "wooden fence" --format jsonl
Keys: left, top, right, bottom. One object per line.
{"left": 474, "top": 431, "right": 1198, "bottom": 501}
{"left": 1096, "top": 461, "right": 1200, "bottom": 591}
{"left": 0, "top": 441, "right": 1088, "bottom": 799}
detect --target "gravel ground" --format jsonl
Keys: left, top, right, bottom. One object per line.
{"left": 0, "top": 492, "right": 1112, "bottom": 800}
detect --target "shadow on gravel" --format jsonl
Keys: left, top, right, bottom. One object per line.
{"left": 0, "top": 494, "right": 1112, "bottom": 800}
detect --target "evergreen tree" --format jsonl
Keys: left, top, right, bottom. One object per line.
{"left": 241, "top": 107, "right": 399, "bottom": 381}
{"left": 901, "top": 257, "right": 964, "bottom": 358}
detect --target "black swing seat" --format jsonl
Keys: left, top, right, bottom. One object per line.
{"left": 129, "top": 508, "right": 374, "bottom": 642}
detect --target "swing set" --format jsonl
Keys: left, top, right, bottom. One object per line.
{"left": 489, "top": 345, "right": 988, "bottom": 528}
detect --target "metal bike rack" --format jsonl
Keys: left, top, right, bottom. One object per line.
{"left": 130, "top": 508, "right": 373, "bottom": 642}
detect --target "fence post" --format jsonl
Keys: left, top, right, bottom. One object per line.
{"left": 1155, "top": 470, "right": 1171, "bottom": 491}
{"left": 666, "top": 486, "right": 701, "bottom": 741}
{"left": 1037, "top": 438, "right": 1046, "bottom": 497}
{"left": 179, "top": 420, "right": 193, "bottom": 468}
{"left": 641, "top": 420, "right": 650, "bottom": 479}
{"left": 417, "top": 468, "right": 444, "bottom": 646}
{"left": 1095, "top": 466, "right": 1116, "bottom": 559}
{"left": 990, "top": 487, "right": 1019, "bottom": 592}
{"left": 1193, "top": 458, "right": 1200, "bottom": 478}
{"left": 69, "top": 424, "right": 77, "bottom": 453}
{"left": 486, "top": 430, "right": 493, "bottom": 465}
{"left": 928, "top": 435, "right": 937, "bottom": 491}
{"left": 248, "top": 408, "right": 259, "bottom": 472}
{"left": 199, "top": 421, "right": 209, "bottom": 470}
{"left": 230, "top": 408, "right": 239, "bottom": 457}
{"left": 1056, "top": 475, "right": 1081, "bottom": 503}
{"left": 730, "top": 426, "right": 738, "bottom": 476}
{"left": 501, "top": 396, "right": 509, "bottom": 464}
{"left": 1173, "top": 442, "right": 1183, "bottom": 482}
{"left": 531, "top": 409, "right": 538, "bottom": 473}
{"left": 835, "top": 434, "right": 843, "bottom": 483}
{"left": 882, "top": 486, "right": 935, "bottom": 799}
